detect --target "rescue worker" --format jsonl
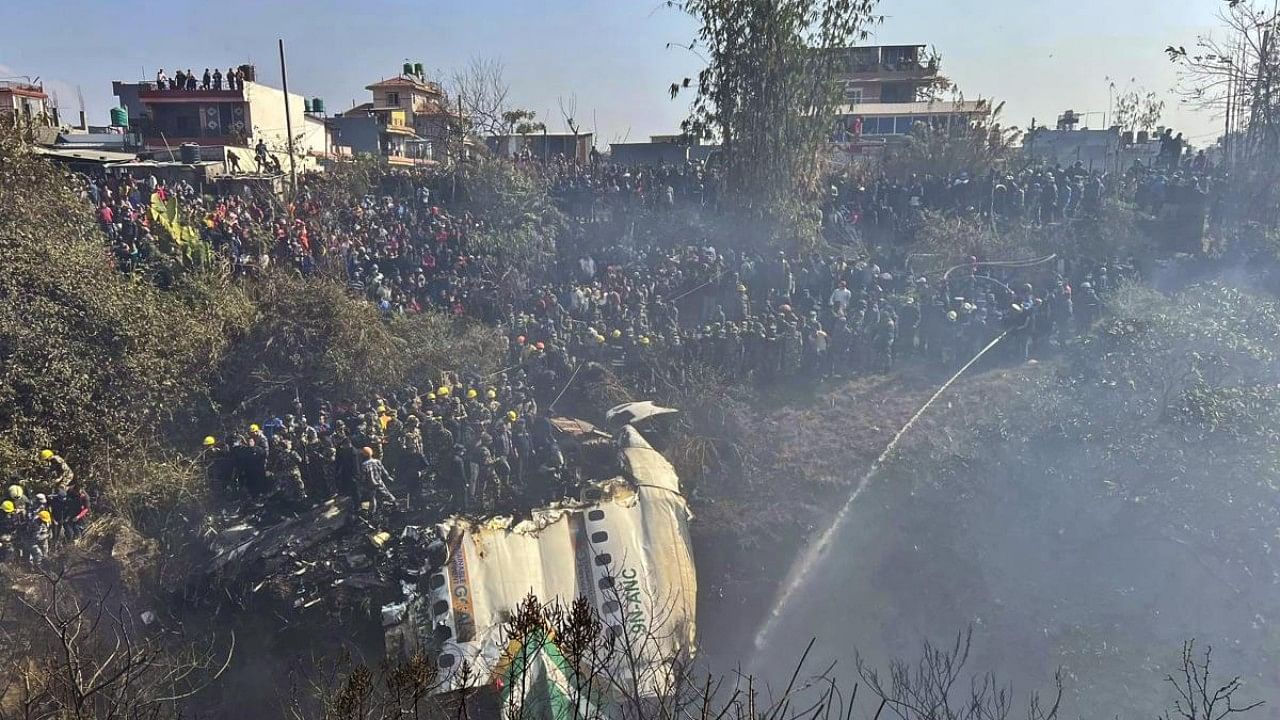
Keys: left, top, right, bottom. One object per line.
{"left": 268, "top": 437, "right": 307, "bottom": 508}
{"left": 6, "top": 484, "right": 29, "bottom": 514}
{"left": 1076, "top": 281, "right": 1101, "bottom": 333}
{"left": 201, "top": 436, "right": 235, "bottom": 499}
{"left": 39, "top": 449, "right": 74, "bottom": 491}
{"left": 467, "top": 435, "right": 497, "bottom": 512}
{"left": 26, "top": 510, "right": 52, "bottom": 568}
{"left": 358, "top": 446, "right": 398, "bottom": 513}
{"left": 0, "top": 500, "right": 17, "bottom": 560}
{"left": 871, "top": 313, "right": 897, "bottom": 373}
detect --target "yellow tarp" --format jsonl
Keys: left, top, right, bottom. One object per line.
{"left": 148, "top": 191, "right": 212, "bottom": 267}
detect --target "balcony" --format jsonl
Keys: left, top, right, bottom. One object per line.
{"left": 836, "top": 61, "right": 937, "bottom": 83}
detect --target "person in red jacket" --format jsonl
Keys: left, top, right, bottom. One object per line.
{"left": 61, "top": 482, "right": 90, "bottom": 543}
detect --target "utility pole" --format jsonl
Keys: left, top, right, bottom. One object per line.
{"left": 278, "top": 38, "right": 298, "bottom": 199}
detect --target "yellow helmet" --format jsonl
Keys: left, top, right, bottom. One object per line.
{"left": 249, "top": 423, "right": 261, "bottom": 433}
{"left": 7, "top": 485, "right": 23, "bottom": 500}
{"left": 1, "top": 500, "right": 13, "bottom": 514}
{"left": 596, "top": 334, "right": 605, "bottom": 344}
{"left": 507, "top": 410, "right": 518, "bottom": 422}
{"left": 39, "top": 449, "right": 54, "bottom": 461}
{"left": 203, "top": 436, "right": 216, "bottom": 447}
{"left": 427, "top": 392, "right": 437, "bottom": 400}
{"left": 640, "top": 336, "right": 651, "bottom": 346}
{"left": 437, "top": 386, "right": 451, "bottom": 397}
{"left": 37, "top": 510, "right": 52, "bottom": 524}
{"left": 486, "top": 389, "right": 497, "bottom": 399}
{"left": 611, "top": 329, "right": 622, "bottom": 339}
{"left": 466, "top": 388, "right": 478, "bottom": 399}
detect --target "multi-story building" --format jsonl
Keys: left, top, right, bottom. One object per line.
{"left": 112, "top": 66, "right": 328, "bottom": 163}
{"left": 0, "top": 80, "right": 56, "bottom": 128}
{"left": 328, "top": 66, "right": 464, "bottom": 165}
{"left": 827, "top": 45, "right": 987, "bottom": 158}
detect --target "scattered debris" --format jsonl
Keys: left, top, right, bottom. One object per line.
{"left": 194, "top": 403, "right": 698, "bottom": 698}
{"left": 383, "top": 411, "right": 698, "bottom": 697}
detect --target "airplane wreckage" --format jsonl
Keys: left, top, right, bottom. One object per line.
{"left": 200, "top": 402, "right": 697, "bottom": 698}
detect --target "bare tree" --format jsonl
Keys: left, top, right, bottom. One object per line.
{"left": 1158, "top": 641, "right": 1263, "bottom": 720}
{"left": 1168, "top": 0, "right": 1280, "bottom": 225}
{"left": 855, "top": 628, "right": 1063, "bottom": 720}
{"left": 556, "top": 95, "right": 583, "bottom": 162}
{"left": 557, "top": 95, "right": 581, "bottom": 137}
{"left": 450, "top": 56, "right": 516, "bottom": 137}
{"left": 0, "top": 569, "right": 233, "bottom": 720}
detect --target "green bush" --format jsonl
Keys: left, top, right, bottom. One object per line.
{"left": 0, "top": 132, "right": 239, "bottom": 474}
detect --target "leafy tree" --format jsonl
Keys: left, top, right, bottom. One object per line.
{"left": 211, "top": 272, "right": 504, "bottom": 416}
{"left": 0, "top": 129, "right": 247, "bottom": 476}
{"left": 672, "top": 0, "right": 882, "bottom": 248}
{"left": 455, "top": 157, "right": 566, "bottom": 261}
{"left": 880, "top": 97, "right": 1020, "bottom": 180}
{"left": 502, "top": 109, "right": 545, "bottom": 137}
{"left": 1112, "top": 86, "right": 1165, "bottom": 133}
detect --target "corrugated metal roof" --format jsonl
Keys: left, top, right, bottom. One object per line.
{"left": 35, "top": 147, "right": 138, "bottom": 163}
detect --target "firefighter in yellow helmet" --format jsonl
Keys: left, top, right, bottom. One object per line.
{"left": 28, "top": 508, "right": 53, "bottom": 567}
{"left": 0, "top": 499, "right": 19, "bottom": 560}
{"left": 37, "top": 450, "right": 74, "bottom": 492}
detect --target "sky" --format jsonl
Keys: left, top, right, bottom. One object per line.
{"left": 0, "top": 0, "right": 1227, "bottom": 147}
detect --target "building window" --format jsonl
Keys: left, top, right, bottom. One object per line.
{"left": 386, "top": 91, "right": 400, "bottom": 107}
{"left": 881, "top": 83, "right": 914, "bottom": 103}
{"left": 844, "top": 85, "right": 863, "bottom": 105}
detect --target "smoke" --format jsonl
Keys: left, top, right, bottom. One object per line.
{"left": 751, "top": 331, "right": 1010, "bottom": 656}
{"left": 734, "top": 282, "right": 1280, "bottom": 717}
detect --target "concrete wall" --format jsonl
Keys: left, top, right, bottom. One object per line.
{"left": 487, "top": 134, "right": 593, "bottom": 163}
{"left": 241, "top": 81, "right": 325, "bottom": 157}
{"left": 300, "top": 114, "right": 329, "bottom": 156}
{"left": 328, "top": 115, "right": 380, "bottom": 155}
{"left": 1023, "top": 128, "right": 1163, "bottom": 173}
{"left": 610, "top": 142, "right": 691, "bottom": 166}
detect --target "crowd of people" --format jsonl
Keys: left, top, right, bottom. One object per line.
{"left": 200, "top": 372, "right": 582, "bottom": 520}
{"left": 154, "top": 65, "right": 246, "bottom": 91}
{"left": 827, "top": 155, "right": 1220, "bottom": 240}
{"left": 0, "top": 451, "right": 89, "bottom": 568}
{"left": 74, "top": 157, "right": 1146, "bottom": 522}
{"left": 539, "top": 155, "right": 712, "bottom": 217}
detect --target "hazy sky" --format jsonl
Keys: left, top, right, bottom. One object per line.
{"left": 1, "top": 0, "right": 1226, "bottom": 146}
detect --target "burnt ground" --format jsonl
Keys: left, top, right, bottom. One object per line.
{"left": 689, "top": 359, "right": 1030, "bottom": 668}
{"left": 693, "top": 353, "right": 1280, "bottom": 719}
